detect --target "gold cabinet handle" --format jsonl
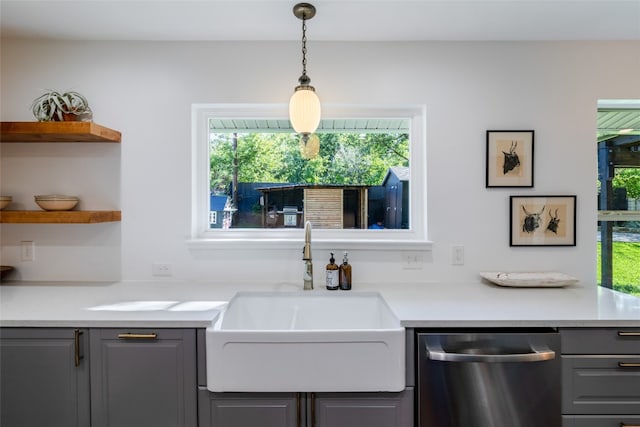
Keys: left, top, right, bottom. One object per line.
{"left": 618, "top": 362, "right": 640, "bottom": 368}
{"left": 620, "top": 424, "right": 640, "bottom": 427}
{"left": 296, "top": 392, "right": 302, "bottom": 427}
{"left": 310, "top": 392, "right": 316, "bottom": 427}
{"left": 617, "top": 331, "right": 640, "bottom": 337}
{"left": 117, "top": 333, "right": 158, "bottom": 340}
{"left": 74, "top": 329, "right": 84, "bottom": 367}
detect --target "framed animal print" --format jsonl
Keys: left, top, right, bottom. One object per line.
{"left": 486, "top": 130, "right": 534, "bottom": 187}
{"left": 510, "top": 195, "right": 576, "bottom": 246}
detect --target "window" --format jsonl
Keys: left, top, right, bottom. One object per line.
{"left": 597, "top": 100, "right": 640, "bottom": 297}
{"left": 190, "top": 104, "right": 429, "bottom": 250}
{"left": 208, "top": 132, "right": 409, "bottom": 230}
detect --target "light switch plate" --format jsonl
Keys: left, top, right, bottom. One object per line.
{"left": 451, "top": 245, "right": 464, "bottom": 265}
{"left": 21, "top": 241, "right": 35, "bottom": 262}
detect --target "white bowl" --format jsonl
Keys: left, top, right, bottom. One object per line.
{"left": 0, "top": 196, "right": 12, "bottom": 210}
{"left": 34, "top": 195, "right": 79, "bottom": 211}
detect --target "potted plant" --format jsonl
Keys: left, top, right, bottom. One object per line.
{"left": 31, "top": 90, "right": 93, "bottom": 122}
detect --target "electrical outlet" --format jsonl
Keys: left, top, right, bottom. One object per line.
{"left": 152, "top": 263, "right": 172, "bottom": 277}
{"left": 21, "top": 241, "right": 35, "bottom": 262}
{"left": 452, "top": 245, "right": 464, "bottom": 265}
{"left": 402, "top": 251, "right": 423, "bottom": 270}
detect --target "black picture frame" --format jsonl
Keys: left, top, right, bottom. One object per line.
{"left": 486, "top": 130, "right": 534, "bottom": 188}
{"left": 510, "top": 195, "right": 577, "bottom": 246}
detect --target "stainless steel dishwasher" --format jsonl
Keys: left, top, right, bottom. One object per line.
{"left": 417, "top": 329, "right": 561, "bottom": 427}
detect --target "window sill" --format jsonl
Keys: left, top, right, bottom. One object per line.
{"left": 186, "top": 237, "right": 432, "bottom": 252}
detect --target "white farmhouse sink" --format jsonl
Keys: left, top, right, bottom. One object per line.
{"left": 206, "top": 291, "right": 405, "bottom": 392}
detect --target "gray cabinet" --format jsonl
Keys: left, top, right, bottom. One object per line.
{"left": 314, "top": 389, "right": 414, "bottom": 427}
{"left": 198, "top": 390, "right": 300, "bottom": 427}
{"left": 198, "top": 389, "right": 413, "bottom": 427}
{"left": 89, "top": 328, "right": 197, "bottom": 427}
{"left": 561, "top": 328, "right": 640, "bottom": 427}
{"left": 0, "top": 328, "right": 90, "bottom": 427}
{"left": 562, "top": 415, "right": 640, "bottom": 427}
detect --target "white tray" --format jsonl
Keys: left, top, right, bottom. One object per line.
{"left": 479, "top": 271, "right": 579, "bottom": 288}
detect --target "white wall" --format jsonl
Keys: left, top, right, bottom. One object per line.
{"left": 2, "top": 39, "right": 639, "bottom": 285}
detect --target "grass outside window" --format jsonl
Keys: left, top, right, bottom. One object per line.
{"left": 597, "top": 241, "right": 640, "bottom": 296}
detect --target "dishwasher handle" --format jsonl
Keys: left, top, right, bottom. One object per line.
{"left": 427, "top": 344, "right": 556, "bottom": 363}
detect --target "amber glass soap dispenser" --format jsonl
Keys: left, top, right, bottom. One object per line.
{"left": 339, "top": 251, "right": 352, "bottom": 290}
{"left": 325, "top": 252, "right": 339, "bottom": 290}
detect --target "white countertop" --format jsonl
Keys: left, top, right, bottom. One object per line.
{"left": 1, "top": 280, "right": 639, "bottom": 328}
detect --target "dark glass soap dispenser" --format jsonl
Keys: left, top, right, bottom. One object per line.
{"left": 339, "top": 251, "right": 352, "bottom": 290}
{"left": 325, "top": 252, "right": 339, "bottom": 290}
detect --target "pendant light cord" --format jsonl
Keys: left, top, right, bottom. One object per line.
{"left": 300, "top": 16, "right": 309, "bottom": 85}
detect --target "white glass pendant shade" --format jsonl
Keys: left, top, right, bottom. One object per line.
{"left": 289, "top": 87, "right": 321, "bottom": 134}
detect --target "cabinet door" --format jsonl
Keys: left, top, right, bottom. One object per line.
{"left": 0, "top": 328, "right": 90, "bottom": 427}
{"left": 313, "top": 388, "right": 414, "bottom": 427}
{"left": 563, "top": 415, "right": 640, "bottom": 427}
{"left": 198, "top": 389, "right": 300, "bottom": 427}
{"left": 562, "top": 355, "right": 640, "bottom": 415}
{"left": 561, "top": 328, "right": 640, "bottom": 354}
{"left": 90, "top": 328, "right": 197, "bottom": 427}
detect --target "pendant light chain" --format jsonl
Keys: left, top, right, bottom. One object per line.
{"left": 300, "top": 16, "right": 308, "bottom": 83}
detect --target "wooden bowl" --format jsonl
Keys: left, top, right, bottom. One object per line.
{"left": 0, "top": 266, "right": 15, "bottom": 281}
{"left": 0, "top": 196, "right": 12, "bottom": 210}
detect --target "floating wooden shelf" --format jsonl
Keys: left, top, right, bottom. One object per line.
{"left": 1, "top": 122, "right": 121, "bottom": 225}
{"left": 0, "top": 210, "right": 121, "bottom": 224}
{"left": 1, "top": 121, "right": 121, "bottom": 143}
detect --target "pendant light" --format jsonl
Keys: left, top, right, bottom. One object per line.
{"left": 289, "top": 3, "right": 321, "bottom": 146}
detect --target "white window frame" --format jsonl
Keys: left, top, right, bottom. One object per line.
{"left": 189, "top": 103, "right": 430, "bottom": 251}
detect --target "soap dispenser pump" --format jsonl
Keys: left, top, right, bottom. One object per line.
{"left": 339, "top": 251, "right": 352, "bottom": 290}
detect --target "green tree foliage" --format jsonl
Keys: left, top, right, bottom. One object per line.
{"left": 209, "top": 132, "right": 410, "bottom": 192}
{"left": 209, "top": 134, "right": 233, "bottom": 193}
{"left": 613, "top": 168, "right": 640, "bottom": 199}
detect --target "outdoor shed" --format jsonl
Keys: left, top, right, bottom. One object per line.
{"left": 382, "top": 167, "right": 410, "bottom": 229}
{"left": 256, "top": 184, "right": 369, "bottom": 229}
